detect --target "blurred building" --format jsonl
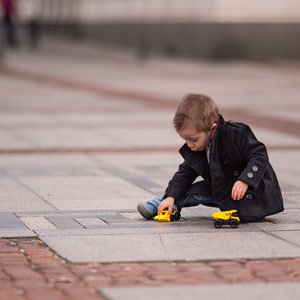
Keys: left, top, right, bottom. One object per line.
{"left": 16, "top": 0, "right": 300, "bottom": 59}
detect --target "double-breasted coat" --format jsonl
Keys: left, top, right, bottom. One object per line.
{"left": 165, "top": 115, "right": 284, "bottom": 222}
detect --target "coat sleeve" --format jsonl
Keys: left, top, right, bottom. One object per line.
{"left": 236, "top": 125, "right": 269, "bottom": 189}
{"left": 164, "top": 161, "right": 198, "bottom": 200}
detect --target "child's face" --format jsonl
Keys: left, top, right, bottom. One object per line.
{"left": 177, "top": 126, "right": 212, "bottom": 152}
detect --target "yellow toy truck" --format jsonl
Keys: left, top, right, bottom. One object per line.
{"left": 154, "top": 209, "right": 181, "bottom": 222}
{"left": 212, "top": 210, "right": 240, "bottom": 228}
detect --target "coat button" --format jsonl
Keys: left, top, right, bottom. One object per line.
{"left": 252, "top": 165, "right": 258, "bottom": 172}
{"left": 247, "top": 172, "right": 254, "bottom": 178}
{"left": 233, "top": 170, "right": 239, "bottom": 176}
{"left": 246, "top": 194, "right": 253, "bottom": 200}
{"left": 223, "top": 158, "right": 229, "bottom": 164}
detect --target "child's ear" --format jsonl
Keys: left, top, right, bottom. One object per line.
{"left": 210, "top": 123, "right": 218, "bottom": 138}
{"left": 211, "top": 123, "right": 217, "bottom": 130}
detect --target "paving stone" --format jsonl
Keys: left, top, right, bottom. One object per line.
{"left": 46, "top": 216, "right": 82, "bottom": 229}
{"left": 18, "top": 176, "right": 155, "bottom": 211}
{"left": 0, "top": 179, "right": 56, "bottom": 212}
{"left": 97, "top": 213, "right": 130, "bottom": 224}
{"left": 20, "top": 216, "right": 57, "bottom": 230}
{"left": 100, "top": 282, "right": 300, "bottom": 300}
{"left": 40, "top": 230, "right": 300, "bottom": 263}
{"left": 0, "top": 230, "right": 36, "bottom": 238}
{"left": 75, "top": 217, "right": 107, "bottom": 228}
{"left": 0, "top": 212, "right": 28, "bottom": 229}
{"left": 272, "top": 231, "right": 300, "bottom": 248}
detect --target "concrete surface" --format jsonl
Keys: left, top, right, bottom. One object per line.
{"left": 0, "top": 36, "right": 299, "bottom": 298}
{"left": 100, "top": 282, "right": 300, "bottom": 300}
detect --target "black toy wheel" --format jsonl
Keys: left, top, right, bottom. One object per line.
{"left": 214, "top": 220, "right": 223, "bottom": 229}
{"left": 230, "top": 219, "right": 240, "bottom": 228}
{"left": 170, "top": 211, "right": 181, "bottom": 222}
{"left": 174, "top": 211, "right": 181, "bottom": 221}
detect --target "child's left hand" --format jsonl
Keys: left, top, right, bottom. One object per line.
{"left": 231, "top": 180, "right": 249, "bottom": 200}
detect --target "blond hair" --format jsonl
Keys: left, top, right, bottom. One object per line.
{"left": 173, "top": 93, "right": 219, "bottom": 132}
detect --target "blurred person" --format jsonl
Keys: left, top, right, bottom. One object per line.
{"left": 26, "top": 0, "right": 41, "bottom": 49}
{"left": 137, "top": 93, "right": 284, "bottom": 223}
{"left": 1, "top": 0, "right": 17, "bottom": 47}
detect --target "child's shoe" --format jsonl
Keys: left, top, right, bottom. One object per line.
{"left": 137, "top": 197, "right": 163, "bottom": 220}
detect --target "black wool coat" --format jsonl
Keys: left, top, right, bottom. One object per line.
{"left": 165, "top": 115, "right": 284, "bottom": 222}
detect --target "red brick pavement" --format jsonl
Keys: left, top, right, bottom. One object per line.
{"left": 1, "top": 238, "right": 300, "bottom": 300}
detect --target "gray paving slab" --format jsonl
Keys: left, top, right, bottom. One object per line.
{"left": 46, "top": 216, "right": 83, "bottom": 229}
{"left": 0, "top": 154, "right": 97, "bottom": 168}
{"left": 0, "top": 230, "right": 36, "bottom": 238}
{"left": 97, "top": 213, "right": 130, "bottom": 224}
{"left": 269, "top": 151, "right": 300, "bottom": 188}
{"left": 272, "top": 231, "right": 300, "bottom": 248}
{"left": 0, "top": 212, "right": 36, "bottom": 238}
{"left": 19, "top": 216, "right": 57, "bottom": 230}
{"left": 0, "top": 212, "right": 29, "bottom": 229}
{"left": 100, "top": 282, "right": 300, "bottom": 300}
{"left": 17, "top": 175, "right": 155, "bottom": 211}
{"left": 16, "top": 129, "right": 118, "bottom": 149}
{"left": 0, "top": 131, "right": 33, "bottom": 150}
{"left": 0, "top": 178, "right": 56, "bottom": 212}
{"left": 252, "top": 127, "right": 300, "bottom": 147}
{"left": 40, "top": 228, "right": 300, "bottom": 263}
{"left": 21, "top": 206, "right": 299, "bottom": 263}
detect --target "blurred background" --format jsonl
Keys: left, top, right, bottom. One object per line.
{"left": 1, "top": 0, "right": 300, "bottom": 60}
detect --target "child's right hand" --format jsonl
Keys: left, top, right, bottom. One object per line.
{"left": 231, "top": 180, "right": 249, "bottom": 200}
{"left": 157, "top": 197, "right": 175, "bottom": 215}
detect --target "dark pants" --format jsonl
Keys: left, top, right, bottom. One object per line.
{"left": 2, "top": 16, "right": 16, "bottom": 47}
{"left": 175, "top": 194, "right": 265, "bottom": 223}
{"left": 175, "top": 194, "right": 218, "bottom": 211}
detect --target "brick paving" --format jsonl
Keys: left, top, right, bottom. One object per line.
{"left": 1, "top": 237, "right": 300, "bottom": 300}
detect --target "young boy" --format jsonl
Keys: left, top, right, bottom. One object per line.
{"left": 137, "top": 93, "right": 284, "bottom": 223}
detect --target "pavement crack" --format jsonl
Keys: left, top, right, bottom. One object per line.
{"left": 158, "top": 233, "right": 168, "bottom": 255}
{"left": 263, "top": 230, "right": 300, "bottom": 249}
{"left": 8, "top": 175, "right": 60, "bottom": 211}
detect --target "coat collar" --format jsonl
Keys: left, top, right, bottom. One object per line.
{"left": 211, "top": 114, "right": 224, "bottom": 143}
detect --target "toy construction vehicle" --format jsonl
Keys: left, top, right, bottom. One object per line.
{"left": 212, "top": 210, "right": 240, "bottom": 228}
{"left": 154, "top": 208, "right": 181, "bottom": 222}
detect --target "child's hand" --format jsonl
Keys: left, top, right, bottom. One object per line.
{"left": 157, "top": 197, "right": 175, "bottom": 215}
{"left": 231, "top": 180, "right": 249, "bottom": 200}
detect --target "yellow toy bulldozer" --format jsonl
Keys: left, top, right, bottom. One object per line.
{"left": 154, "top": 208, "right": 181, "bottom": 222}
{"left": 212, "top": 210, "right": 240, "bottom": 228}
